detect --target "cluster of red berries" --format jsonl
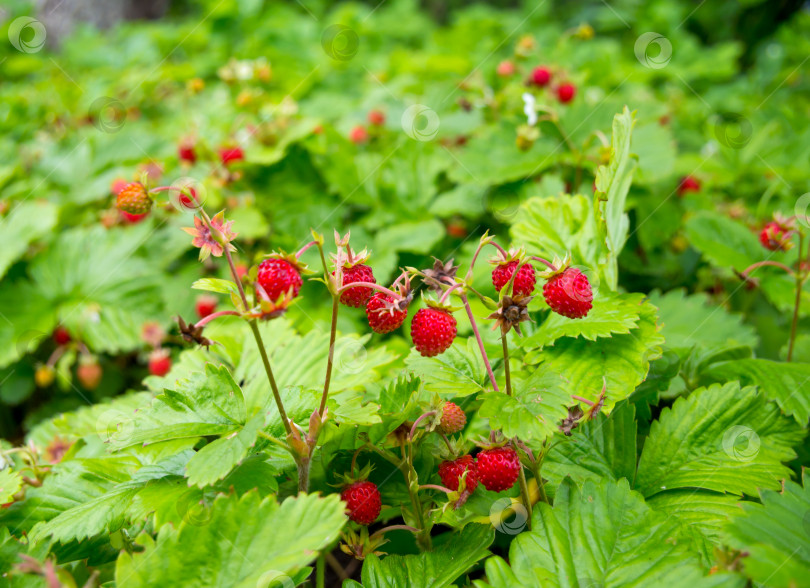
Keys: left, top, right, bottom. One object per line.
{"left": 526, "top": 65, "right": 576, "bottom": 103}
{"left": 349, "top": 110, "right": 386, "bottom": 145}
{"left": 439, "top": 446, "right": 521, "bottom": 494}
{"left": 177, "top": 140, "right": 245, "bottom": 167}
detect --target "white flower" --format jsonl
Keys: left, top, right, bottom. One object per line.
{"left": 522, "top": 93, "right": 537, "bottom": 126}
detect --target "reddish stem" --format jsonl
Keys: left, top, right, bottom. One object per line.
{"left": 418, "top": 484, "right": 453, "bottom": 495}
{"left": 336, "top": 281, "right": 402, "bottom": 300}
{"left": 438, "top": 283, "right": 462, "bottom": 304}
{"left": 194, "top": 310, "right": 241, "bottom": 328}
{"left": 740, "top": 260, "right": 796, "bottom": 278}
{"left": 531, "top": 256, "right": 557, "bottom": 271}
{"left": 459, "top": 292, "right": 499, "bottom": 391}
{"left": 295, "top": 240, "right": 319, "bottom": 259}
{"left": 409, "top": 411, "right": 437, "bottom": 441}
{"left": 572, "top": 394, "right": 595, "bottom": 406}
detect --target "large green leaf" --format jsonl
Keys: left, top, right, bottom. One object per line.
{"left": 478, "top": 366, "right": 571, "bottom": 443}
{"left": 684, "top": 212, "right": 762, "bottom": 271}
{"left": 647, "top": 289, "right": 757, "bottom": 352}
{"left": 480, "top": 478, "right": 709, "bottom": 587}
{"left": 544, "top": 401, "right": 637, "bottom": 488}
{"left": 359, "top": 524, "right": 494, "bottom": 588}
{"left": 520, "top": 292, "right": 644, "bottom": 349}
{"left": 108, "top": 365, "right": 246, "bottom": 451}
{"left": 595, "top": 106, "right": 637, "bottom": 260}
{"left": 404, "top": 337, "right": 490, "bottom": 397}
{"left": 725, "top": 473, "right": 810, "bottom": 588}
{"left": 115, "top": 492, "right": 346, "bottom": 588}
{"left": 510, "top": 193, "right": 601, "bottom": 273}
{"left": 634, "top": 383, "right": 802, "bottom": 498}
{"left": 0, "top": 201, "right": 58, "bottom": 280}
{"left": 647, "top": 490, "right": 741, "bottom": 565}
{"left": 706, "top": 358, "right": 810, "bottom": 425}
{"left": 538, "top": 296, "right": 663, "bottom": 411}
{"left": 1, "top": 456, "right": 138, "bottom": 538}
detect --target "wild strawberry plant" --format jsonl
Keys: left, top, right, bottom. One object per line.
{"left": 1, "top": 105, "right": 808, "bottom": 588}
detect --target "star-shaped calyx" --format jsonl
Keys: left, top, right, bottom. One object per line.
{"left": 421, "top": 258, "right": 460, "bottom": 293}
{"left": 487, "top": 294, "right": 534, "bottom": 334}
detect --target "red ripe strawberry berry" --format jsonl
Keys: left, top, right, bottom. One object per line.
{"left": 678, "top": 175, "right": 701, "bottom": 197}
{"left": 178, "top": 142, "right": 196, "bottom": 164}
{"left": 556, "top": 82, "right": 576, "bottom": 103}
{"left": 368, "top": 110, "right": 386, "bottom": 126}
{"left": 336, "top": 264, "right": 375, "bottom": 308}
{"left": 53, "top": 326, "right": 71, "bottom": 346}
{"left": 366, "top": 293, "right": 407, "bottom": 334}
{"left": 531, "top": 66, "right": 551, "bottom": 86}
{"left": 438, "top": 455, "right": 478, "bottom": 492}
{"left": 257, "top": 258, "right": 303, "bottom": 302}
{"left": 341, "top": 481, "right": 381, "bottom": 526}
{"left": 349, "top": 125, "right": 369, "bottom": 144}
{"left": 543, "top": 267, "right": 593, "bottom": 319}
{"left": 148, "top": 350, "right": 172, "bottom": 377}
{"left": 119, "top": 210, "right": 148, "bottom": 224}
{"left": 759, "top": 221, "right": 791, "bottom": 251}
{"left": 219, "top": 146, "right": 244, "bottom": 165}
{"left": 196, "top": 295, "right": 218, "bottom": 319}
{"left": 116, "top": 182, "right": 152, "bottom": 215}
{"left": 492, "top": 260, "right": 536, "bottom": 297}
{"left": 438, "top": 402, "right": 466, "bottom": 434}
{"left": 411, "top": 307, "right": 457, "bottom": 357}
{"left": 77, "top": 359, "right": 102, "bottom": 390}
{"left": 476, "top": 446, "right": 520, "bottom": 492}
{"left": 497, "top": 60, "right": 516, "bottom": 77}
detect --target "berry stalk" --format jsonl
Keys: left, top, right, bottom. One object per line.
{"left": 459, "top": 292, "right": 499, "bottom": 391}
{"left": 501, "top": 334, "right": 512, "bottom": 396}
{"left": 319, "top": 294, "right": 340, "bottom": 417}
{"left": 787, "top": 232, "right": 805, "bottom": 362}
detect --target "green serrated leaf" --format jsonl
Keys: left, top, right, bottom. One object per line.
{"left": 539, "top": 296, "right": 663, "bottom": 411}
{"left": 115, "top": 492, "right": 346, "bottom": 587}
{"left": 545, "top": 400, "right": 637, "bottom": 488}
{"left": 724, "top": 472, "right": 810, "bottom": 588}
{"left": 361, "top": 524, "right": 494, "bottom": 588}
{"left": 705, "top": 358, "right": 810, "bottom": 425}
{"left": 405, "top": 337, "right": 489, "bottom": 397}
{"left": 478, "top": 366, "right": 570, "bottom": 442}
{"left": 482, "top": 477, "right": 707, "bottom": 587}
{"left": 521, "top": 292, "right": 644, "bottom": 349}
{"left": 634, "top": 382, "right": 802, "bottom": 498}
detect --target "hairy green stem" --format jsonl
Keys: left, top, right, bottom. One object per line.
{"left": 515, "top": 457, "right": 533, "bottom": 531}
{"left": 319, "top": 295, "right": 340, "bottom": 416}
{"left": 501, "top": 333, "right": 512, "bottom": 396}
{"left": 787, "top": 232, "right": 805, "bottom": 362}
{"left": 316, "top": 551, "right": 325, "bottom": 588}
